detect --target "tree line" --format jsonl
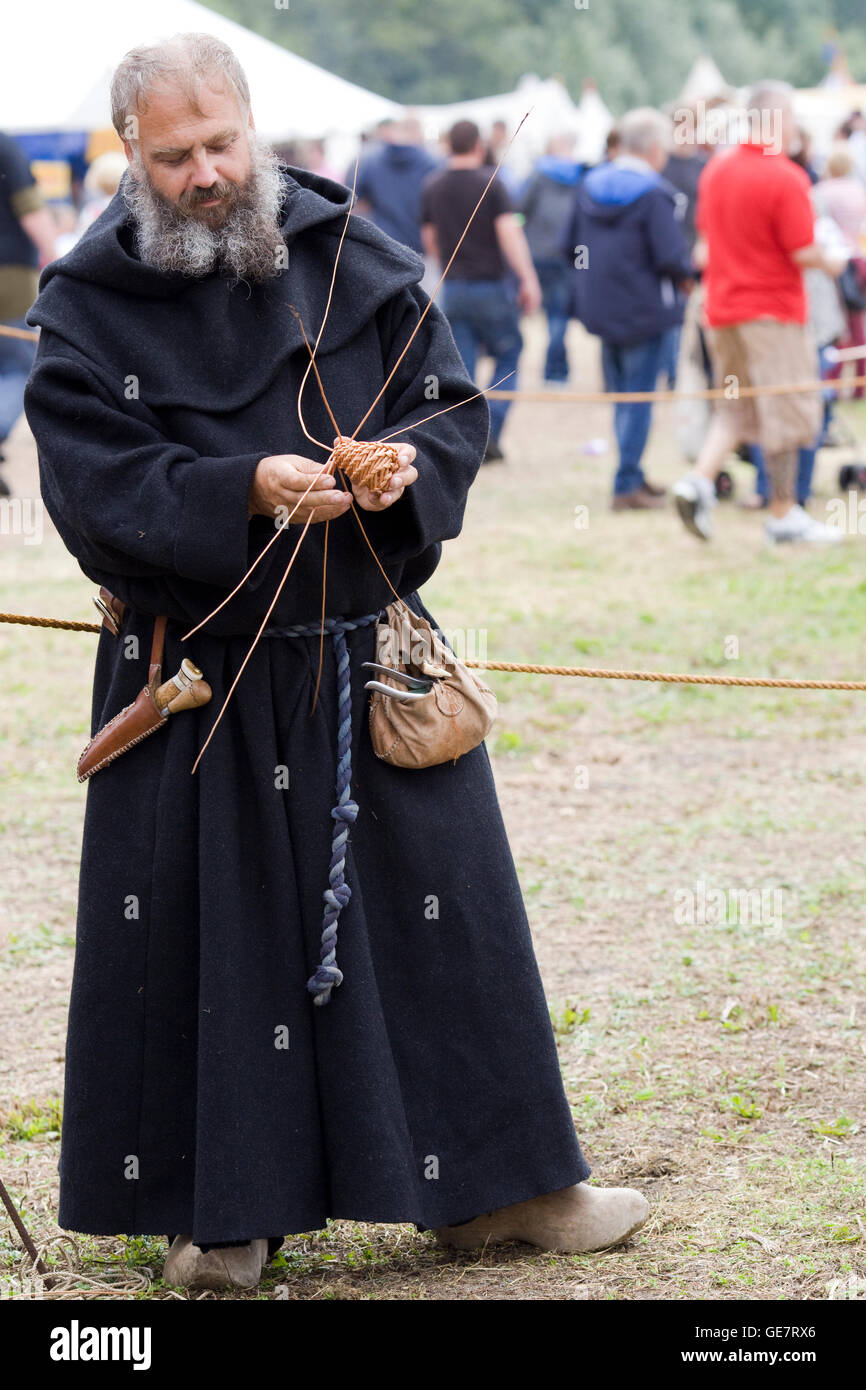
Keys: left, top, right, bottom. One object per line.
{"left": 204, "top": 0, "right": 866, "bottom": 111}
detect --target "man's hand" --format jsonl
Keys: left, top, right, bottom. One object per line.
{"left": 248, "top": 454, "right": 352, "bottom": 523}
{"left": 494, "top": 212, "right": 542, "bottom": 314}
{"left": 349, "top": 443, "right": 418, "bottom": 512}
{"left": 19, "top": 207, "right": 57, "bottom": 267}
{"left": 692, "top": 238, "right": 708, "bottom": 271}
{"left": 517, "top": 273, "right": 542, "bottom": 315}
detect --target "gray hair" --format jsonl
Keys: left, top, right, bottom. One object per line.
{"left": 110, "top": 33, "right": 251, "bottom": 140}
{"left": 618, "top": 107, "right": 672, "bottom": 157}
{"left": 744, "top": 79, "right": 794, "bottom": 113}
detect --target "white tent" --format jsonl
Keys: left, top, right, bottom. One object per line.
{"left": 415, "top": 76, "right": 583, "bottom": 175}
{"left": 793, "top": 84, "right": 866, "bottom": 161}
{"left": 575, "top": 82, "right": 614, "bottom": 164}
{"left": 0, "top": 0, "right": 398, "bottom": 139}
{"left": 677, "top": 55, "right": 733, "bottom": 105}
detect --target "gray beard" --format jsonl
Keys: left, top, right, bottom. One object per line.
{"left": 124, "top": 136, "right": 289, "bottom": 283}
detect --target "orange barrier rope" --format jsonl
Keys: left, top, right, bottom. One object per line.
{"left": 0, "top": 612, "right": 862, "bottom": 690}
{"left": 463, "top": 660, "right": 866, "bottom": 690}
{"left": 0, "top": 324, "right": 38, "bottom": 342}
{"left": 5, "top": 324, "right": 863, "bottom": 404}
{"left": 487, "top": 374, "right": 866, "bottom": 405}
{"left": 0, "top": 612, "right": 101, "bottom": 633}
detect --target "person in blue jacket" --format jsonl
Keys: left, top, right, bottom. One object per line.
{"left": 564, "top": 108, "right": 695, "bottom": 509}
{"left": 353, "top": 114, "right": 440, "bottom": 254}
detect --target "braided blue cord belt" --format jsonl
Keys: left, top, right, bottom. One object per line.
{"left": 264, "top": 611, "right": 382, "bottom": 1007}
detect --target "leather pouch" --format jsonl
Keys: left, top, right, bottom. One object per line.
{"left": 368, "top": 600, "right": 497, "bottom": 768}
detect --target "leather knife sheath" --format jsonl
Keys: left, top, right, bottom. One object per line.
{"left": 77, "top": 616, "right": 168, "bottom": 782}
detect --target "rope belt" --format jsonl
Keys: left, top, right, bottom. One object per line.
{"left": 264, "top": 611, "right": 381, "bottom": 1007}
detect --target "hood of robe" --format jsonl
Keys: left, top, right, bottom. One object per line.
{"left": 26, "top": 164, "right": 425, "bottom": 414}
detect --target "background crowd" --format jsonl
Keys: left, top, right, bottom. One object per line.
{"left": 2, "top": 78, "right": 866, "bottom": 548}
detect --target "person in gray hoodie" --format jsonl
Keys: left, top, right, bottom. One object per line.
{"left": 520, "top": 134, "right": 585, "bottom": 382}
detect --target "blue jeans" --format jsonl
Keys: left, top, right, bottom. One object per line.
{"left": 601, "top": 334, "right": 665, "bottom": 495}
{"left": 534, "top": 258, "right": 571, "bottom": 381}
{"left": 441, "top": 279, "right": 523, "bottom": 443}
{"left": 0, "top": 316, "right": 37, "bottom": 445}
{"left": 659, "top": 324, "right": 681, "bottom": 387}
{"left": 752, "top": 445, "right": 818, "bottom": 507}
{"left": 750, "top": 346, "right": 832, "bottom": 504}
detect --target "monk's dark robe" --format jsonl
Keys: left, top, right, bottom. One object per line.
{"left": 23, "top": 166, "right": 590, "bottom": 1245}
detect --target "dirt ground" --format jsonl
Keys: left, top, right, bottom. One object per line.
{"left": 1, "top": 319, "right": 865, "bottom": 1301}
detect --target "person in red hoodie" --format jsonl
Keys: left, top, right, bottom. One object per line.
{"left": 673, "top": 81, "right": 842, "bottom": 545}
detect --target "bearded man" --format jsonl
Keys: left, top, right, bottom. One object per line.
{"left": 24, "top": 33, "right": 648, "bottom": 1291}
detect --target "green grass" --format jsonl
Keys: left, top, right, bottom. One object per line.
{"left": 0, "top": 1097, "right": 63, "bottom": 1142}
{"left": 1, "top": 362, "right": 865, "bottom": 1298}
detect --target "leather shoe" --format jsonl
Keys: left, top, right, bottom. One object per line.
{"left": 435, "top": 1181, "right": 650, "bottom": 1254}
{"left": 611, "top": 487, "right": 665, "bottom": 510}
{"left": 163, "top": 1235, "right": 269, "bottom": 1291}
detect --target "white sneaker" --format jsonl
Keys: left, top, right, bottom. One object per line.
{"left": 764, "top": 504, "right": 843, "bottom": 545}
{"left": 673, "top": 473, "right": 717, "bottom": 540}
